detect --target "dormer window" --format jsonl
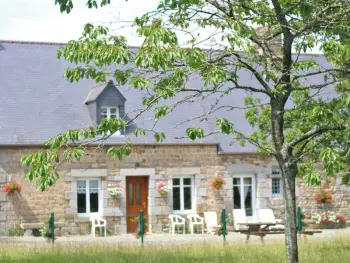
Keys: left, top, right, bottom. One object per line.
{"left": 101, "top": 106, "right": 121, "bottom": 136}
{"left": 101, "top": 106, "right": 119, "bottom": 120}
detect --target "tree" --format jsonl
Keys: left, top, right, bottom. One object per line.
{"left": 21, "top": 1, "right": 350, "bottom": 262}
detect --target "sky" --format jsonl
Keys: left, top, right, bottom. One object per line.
{"left": 0, "top": 0, "right": 159, "bottom": 45}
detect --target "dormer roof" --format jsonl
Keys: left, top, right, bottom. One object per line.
{"left": 84, "top": 80, "right": 126, "bottom": 104}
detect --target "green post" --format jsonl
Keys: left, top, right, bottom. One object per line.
{"left": 297, "top": 207, "right": 302, "bottom": 234}
{"left": 221, "top": 209, "right": 226, "bottom": 243}
{"left": 140, "top": 210, "right": 144, "bottom": 245}
{"left": 50, "top": 212, "right": 55, "bottom": 244}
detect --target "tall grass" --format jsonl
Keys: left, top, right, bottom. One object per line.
{"left": 1, "top": 238, "right": 350, "bottom": 262}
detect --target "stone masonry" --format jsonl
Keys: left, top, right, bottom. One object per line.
{"left": 0, "top": 145, "right": 349, "bottom": 236}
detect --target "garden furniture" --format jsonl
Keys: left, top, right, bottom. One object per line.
{"left": 89, "top": 215, "right": 107, "bottom": 238}
{"left": 204, "top": 212, "right": 221, "bottom": 235}
{"left": 233, "top": 209, "right": 249, "bottom": 231}
{"left": 169, "top": 214, "right": 186, "bottom": 235}
{"left": 257, "top": 209, "right": 285, "bottom": 230}
{"left": 187, "top": 214, "right": 204, "bottom": 234}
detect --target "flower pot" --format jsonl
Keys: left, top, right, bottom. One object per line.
{"left": 338, "top": 222, "right": 347, "bottom": 229}
{"left": 321, "top": 223, "right": 337, "bottom": 229}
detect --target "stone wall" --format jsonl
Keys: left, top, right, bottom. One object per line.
{"left": 0, "top": 145, "right": 349, "bottom": 236}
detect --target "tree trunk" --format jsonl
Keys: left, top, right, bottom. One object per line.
{"left": 281, "top": 161, "right": 299, "bottom": 263}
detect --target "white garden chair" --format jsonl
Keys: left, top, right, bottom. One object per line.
{"left": 233, "top": 209, "right": 249, "bottom": 231}
{"left": 187, "top": 214, "right": 204, "bottom": 234}
{"left": 257, "top": 209, "right": 284, "bottom": 230}
{"left": 204, "top": 212, "right": 221, "bottom": 235}
{"left": 89, "top": 215, "right": 107, "bottom": 238}
{"left": 169, "top": 214, "right": 186, "bottom": 235}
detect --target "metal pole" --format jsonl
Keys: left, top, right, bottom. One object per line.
{"left": 221, "top": 209, "right": 226, "bottom": 243}
{"left": 51, "top": 212, "right": 55, "bottom": 244}
{"left": 297, "top": 206, "right": 301, "bottom": 234}
{"left": 140, "top": 210, "right": 144, "bottom": 245}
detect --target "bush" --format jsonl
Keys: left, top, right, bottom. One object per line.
{"left": 8, "top": 225, "right": 23, "bottom": 237}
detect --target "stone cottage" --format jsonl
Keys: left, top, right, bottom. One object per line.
{"left": 0, "top": 40, "right": 349, "bottom": 236}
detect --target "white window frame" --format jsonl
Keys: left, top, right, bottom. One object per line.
{"left": 77, "top": 178, "right": 101, "bottom": 217}
{"left": 100, "top": 106, "right": 121, "bottom": 136}
{"left": 233, "top": 175, "right": 256, "bottom": 219}
{"left": 271, "top": 177, "right": 283, "bottom": 197}
{"left": 172, "top": 176, "right": 195, "bottom": 214}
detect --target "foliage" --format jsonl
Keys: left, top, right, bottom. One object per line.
{"left": 40, "top": 218, "right": 56, "bottom": 242}
{"left": 107, "top": 183, "right": 123, "bottom": 197}
{"left": 312, "top": 211, "right": 346, "bottom": 225}
{"left": 314, "top": 189, "right": 333, "bottom": 204}
{"left": 156, "top": 181, "right": 169, "bottom": 196}
{"left": 131, "top": 215, "right": 148, "bottom": 239}
{"left": 2, "top": 180, "right": 22, "bottom": 195}
{"left": 7, "top": 225, "right": 23, "bottom": 237}
{"left": 2, "top": 239, "right": 350, "bottom": 263}
{"left": 211, "top": 177, "right": 226, "bottom": 190}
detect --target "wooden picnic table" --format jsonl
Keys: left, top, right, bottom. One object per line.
{"left": 237, "top": 222, "right": 285, "bottom": 242}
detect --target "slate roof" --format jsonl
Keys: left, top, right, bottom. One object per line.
{"left": 0, "top": 40, "right": 332, "bottom": 153}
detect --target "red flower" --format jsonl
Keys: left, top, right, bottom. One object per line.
{"left": 2, "top": 180, "right": 22, "bottom": 195}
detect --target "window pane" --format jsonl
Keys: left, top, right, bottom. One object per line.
{"left": 173, "top": 178, "right": 180, "bottom": 186}
{"left": 233, "top": 186, "right": 241, "bottom": 209}
{"left": 233, "top": 178, "right": 240, "bottom": 185}
{"left": 183, "top": 178, "right": 191, "bottom": 186}
{"left": 136, "top": 184, "right": 141, "bottom": 205}
{"left": 184, "top": 187, "right": 192, "bottom": 210}
{"left": 90, "top": 191, "right": 99, "bottom": 213}
{"left": 77, "top": 181, "right": 86, "bottom": 213}
{"left": 89, "top": 180, "right": 98, "bottom": 191}
{"left": 244, "top": 178, "right": 252, "bottom": 185}
{"left": 272, "top": 178, "right": 281, "bottom": 195}
{"left": 110, "top": 108, "right": 117, "bottom": 115}
{"left": 101, "top": 108, "right": 107, "bottom": 115}
{"left": 77, "top": 191, "right": 86, "bottom": 213}
{"left": 173, "top": 187, "right": 180, "bottom": 210}
{"left": 244, "top": 185, "right": 253, "bottom": 216}
{"left": 129, "top": 184, "right": 134, "bottom": 205}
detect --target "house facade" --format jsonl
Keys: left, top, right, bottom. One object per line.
{"left": 0, "top": 41, "right": 349, "bottom": 236}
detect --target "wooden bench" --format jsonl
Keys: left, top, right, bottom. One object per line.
{"left": 20, "top": 222, "right": 65, "bottom": 236}
{"left": 299, "top": 229, "right": 322, "bottom": 239}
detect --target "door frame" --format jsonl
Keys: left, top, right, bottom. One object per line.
{"left": 232, "top": 174, "right": 256, "bottom": 219}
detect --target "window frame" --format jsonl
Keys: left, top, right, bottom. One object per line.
{"left": 100, "top": 106, "right": 121, "bottom": 136}
{"left": 232, "top": 175, "right": 256, "bottom": 218}
{"left": 271, "top": 177, "right": 283, "bottom": 197}
{"left": 172, "top": 176, "right": 195, "bottom": 214}
{"left": 76, "top": 178, "right": 101, "bottom": 217}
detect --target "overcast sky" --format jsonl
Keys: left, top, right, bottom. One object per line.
{"left": 0, "top": 0, "right": 158, "bottom": 44}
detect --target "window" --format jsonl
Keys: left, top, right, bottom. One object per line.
{"left": 272, "top": 178, "right": 283, "bottom": 197}
{"left": 101, "top": 106, "right": 120, "bottom": 135}
{"left": 233, "top": 176, "right": 255, "bottom": 217}
{"left": 172, "top": 177, "right": 194, "bottom": 213}
{"left": 77, "top": 179, "right": 100, "bottom": 216}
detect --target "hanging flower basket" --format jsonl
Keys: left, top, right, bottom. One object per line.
{"left": 314, "top": 189, "right": 332, "bottom": 204}
{"left": 107, "top": 183, "right": 123, "bottom": 197}
{"left": 2, "top": 180, "right": 22, "bottom": 195}
{"left": 211, "top": 177, "right": 226, "bottom": 190}
{"left": 156, "top": 182, "right": 169, "bottom": 196}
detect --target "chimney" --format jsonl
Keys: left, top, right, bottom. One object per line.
{"left": 255, "top": 25, "right": 282, "bottom": 60}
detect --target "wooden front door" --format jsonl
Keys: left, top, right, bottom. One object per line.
{"left": 126, "top": 176, "right": 148, "bottom": 233}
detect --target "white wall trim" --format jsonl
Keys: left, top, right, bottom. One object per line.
{"left": 71, "top": 169, "right": 107, "bottom": 178}
{"left": 166, "top": 167, "right": 201, "bottom": 175}
{"left": 120, "top": 168, "right": 155, "bottom": 176}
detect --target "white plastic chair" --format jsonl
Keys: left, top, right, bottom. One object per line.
{"left": 204, "top": 212, "right": 221, "bottom": 235}
{"left": 169, "top": 214, "right": 186, "bottom": 235}
{"left": 257, "top": 209, "right": 284, "bottom": 230}
{"left": 89, "top": 215, "right": 107, "bottom": 238}
{"left": 233, "top": 209, "right": 249, "bottom": 231}
{"left": 187, "top": 214, "right": 204, "bottom": 234}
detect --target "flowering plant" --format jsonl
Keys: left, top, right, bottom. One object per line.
{"left": 312, "top": 211, "right": 346, "bottom": 224}
{"left": 314, "top": 189, "right": 332, "bottom": 204}
{"left": 2, "top": 180, "right": 22, "bottom": 195}
{"left": 211, "top": 177, "right": 226, "bottom": 189}
{"left": 215, "top": 227, "right": 227, "bottom": 236}
{"left": 156, "top": 181, "right": 169, "bottom": 196}
{"left": 107, "top": 183, "right": 123, "bottom": 197}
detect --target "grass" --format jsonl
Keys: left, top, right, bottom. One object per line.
{"left": 1, "top": 238, "right": 350, "bottom": 263}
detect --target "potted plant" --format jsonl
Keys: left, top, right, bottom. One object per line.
{"left": 336, "top": 214, "right": 347, "bottom": 228}
{"left": 156, "top": 181, "right": 169, "bottom": 196}
{"left": 312, "top": 211, "right": 341, "bottom": 229}
{"left": 2, "top": 180, "right": 22, "bottom": 195}
{"left": 211, "top": 177, "right": 226, "bottom": 190}
{"left": 314, "top": 189, "right": 332, "bottom": 204}
{"left": 107, "top": 183, "right": 123, "bottom": 197}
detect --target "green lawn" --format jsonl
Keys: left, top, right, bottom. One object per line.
{"left": 1, "top": 238, "right": 350, "bottom": 263}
